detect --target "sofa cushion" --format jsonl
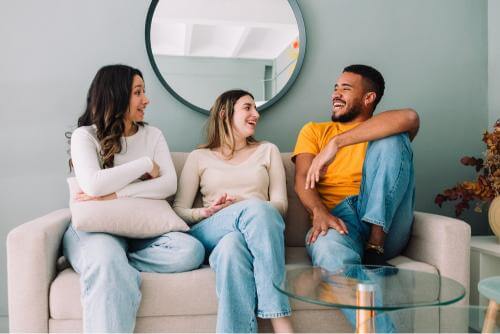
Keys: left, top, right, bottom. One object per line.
{"left": 50, "top": 267, "right": 218, "bottom": 319}
{"left": 50, "top": 247, "right": 438, "bottom": 319}
{"left": 50, "top": 247, "right": 314, "bottom": 319}
{"left": 387, "top": 255, "right": 437, "bottom": 274}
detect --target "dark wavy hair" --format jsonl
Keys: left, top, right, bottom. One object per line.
{"left": 67, "top": 64, "right": 145, "bottom": 169}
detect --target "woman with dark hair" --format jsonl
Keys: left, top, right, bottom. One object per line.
{"left": 173, "top": 90, "right": 293, "bottom": 333}
{"left": 63, "top": 64, "right": 205, "bottom": 333}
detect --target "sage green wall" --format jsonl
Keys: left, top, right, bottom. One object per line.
{"left": 489, "top": 0, "right": 500, "bottom": 125}
{"left": 0, "top": 0, "right": 491, "bottom": 324}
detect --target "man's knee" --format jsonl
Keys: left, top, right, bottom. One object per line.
{"left": 306, "top": 228, "right": 362, "bottom": 270}
{"left": 368, "top": 133, "right": 411, "bottom": 157}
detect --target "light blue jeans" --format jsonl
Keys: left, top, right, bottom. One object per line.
{"left": 62, "top": 225, "right": 205, "bottom": 333}
{"left": 306, "top": 133, "right": 415, "bottom": 332}
{"left": 189, "top": 199, "right": 291, "bottom": 333}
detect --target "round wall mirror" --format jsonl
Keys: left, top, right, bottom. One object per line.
{"left": 145, "top": 0, "right": 306, "bottom": 115}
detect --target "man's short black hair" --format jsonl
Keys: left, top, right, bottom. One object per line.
{"left": 343, "top": 64, "right": 385, "bottom": 108}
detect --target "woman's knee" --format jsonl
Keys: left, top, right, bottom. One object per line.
{"left": 180, "top": 234, "right": 206, "bottom": 270}
{"left": 242, "top": 199, "right": 285, "bottom": 230}
{"left": 209, "top": 232, "right": 251, "bottom": 268}
{"left": 71, "top": 233, "right": 130, "bottom": 274}
{"left": 86, "top": 247, "right": 131, "bottom": 275}
{"left": 159, "top": 232, "right": 206, "bottom": 271}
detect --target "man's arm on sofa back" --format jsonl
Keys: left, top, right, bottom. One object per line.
{"left": 7, "top": 209, "right": 71, "bottom": 333}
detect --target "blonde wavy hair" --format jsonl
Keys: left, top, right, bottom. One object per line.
{"left": 200, "top": 90, "right": 259, "bottom": 158}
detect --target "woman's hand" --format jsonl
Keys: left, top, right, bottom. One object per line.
{"left": 200, "top": 193, "right": 236, "bottom": 218}
{"left": 76, "top": 192, "right": 117, "bottom": 201}
{"left": 139, "top": 161, "right": 160, "bottom": 181}
{"left": 149, "top": 161, "right": 160, "bottom": 178}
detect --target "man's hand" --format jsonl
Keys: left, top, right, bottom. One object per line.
{"left": 307, "top": 207, "right": 348, "bottom": 244}
{"left": 305, "top": 138, "right": 339, "bottom": 189}
{"left": 199, "top": 193, "right": 236, "bottom": 218}
{"left": 76, "top": 192, "right": 117, "bottom": 201}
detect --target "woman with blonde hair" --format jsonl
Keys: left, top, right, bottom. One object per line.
{"left": 174, "top": 90, "right": 293, "bottom": 333}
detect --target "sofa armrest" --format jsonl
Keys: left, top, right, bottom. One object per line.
{"left": 402, "top": 211, "right": 471, "bottom": 303}
{"left": 7, "top": 209, "right": 71, "bottom": 333}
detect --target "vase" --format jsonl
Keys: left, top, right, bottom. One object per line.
{"left": 488, "top": 196, "right": 500, "bottom": 242}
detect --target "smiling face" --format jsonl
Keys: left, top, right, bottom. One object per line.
{"left": 331, "top": 72, "right": 368, "bottom": 123}
{"left": 230, "top": 95, "right": 259, "bottom": 140}
{"left": 125, "top": 75, "right": 149, "bottom": 124}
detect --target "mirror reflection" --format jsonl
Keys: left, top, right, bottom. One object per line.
{"left": 148, "top": 0, "right": 304, "bottom": 114}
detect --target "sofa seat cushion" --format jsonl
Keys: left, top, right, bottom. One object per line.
{"left": 50, "top": 267, "right": 218, "bottom": 319}
{"left": 50, "top": 249, "right": 438, "bottom": 319}
{"left": 387, "top": 255, "right": 438, "bottom": 274}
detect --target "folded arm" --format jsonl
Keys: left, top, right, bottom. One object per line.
{"left": 334, "top": 108, "right": 419, "bottom": 147}
{"left": 71, "top": 128, "right": 154, "bottom": 197}
{"left": 306, "top": 108, "right": 419, "bottom": 189}
{"left": 116, "top": 132, "right": 177, "bottom": 199}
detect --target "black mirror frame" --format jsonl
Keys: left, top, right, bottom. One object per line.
{"left": 145, "top": 0, "right": 307, "bottom": 115}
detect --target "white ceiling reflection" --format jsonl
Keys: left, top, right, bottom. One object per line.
{"left": 151, "top": 0, "right": 299, "bottom": 60}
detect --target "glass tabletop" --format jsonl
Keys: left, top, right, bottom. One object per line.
{"left": 274, "top": 265, "right": 466, "bottom": 311}
{"left": 361, "top": 305, "right": 499, "bottom": 333}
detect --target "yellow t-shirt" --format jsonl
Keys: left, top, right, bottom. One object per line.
{"left": 292, "top": 121, "right": 368, "bottom": 210}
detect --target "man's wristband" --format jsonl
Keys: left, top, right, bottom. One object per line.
{"left": 365, "top": 242, "right": 384, "bottom": 255}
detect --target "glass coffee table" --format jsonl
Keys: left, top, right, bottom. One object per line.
{"left": 362, "top": 305, "right": 499, "bottom": 333}
{"left": 275, "top": 265, "right": 466, "bottom": 333}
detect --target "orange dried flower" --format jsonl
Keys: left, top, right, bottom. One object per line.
{"left": 435, "top": 119, "right": 500, "bottom": 217}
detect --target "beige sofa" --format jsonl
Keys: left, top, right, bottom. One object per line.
{"left": 7, "top": 153, "right": 471, "bottom": 333}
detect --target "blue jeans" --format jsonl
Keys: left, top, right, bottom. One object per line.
{"left": 189, "top": 199, "right": 291, "bottom": 333}
{"left": 62, "top": 226, "right": 205, "bottom": 333}
{"left": 306, "top": 134, "right": 415, "bottom": 331}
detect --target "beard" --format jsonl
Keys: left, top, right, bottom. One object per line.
{"left": 331, "top": 104, "right": 363, "bottom": 123}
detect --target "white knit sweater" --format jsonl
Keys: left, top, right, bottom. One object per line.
{"left": 70, "top": 124, "right": 176, "bottom": 199}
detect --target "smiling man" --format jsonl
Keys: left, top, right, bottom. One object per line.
{"left": 292, "top": 64, "right": 419, "bottom": 269}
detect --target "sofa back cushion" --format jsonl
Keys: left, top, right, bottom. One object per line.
{"left": 171, "top": 152, "right": 309, "bottom": 247}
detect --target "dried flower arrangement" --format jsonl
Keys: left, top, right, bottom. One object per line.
{"left": 435, "top": 120, "right": 500, "bottom": 217}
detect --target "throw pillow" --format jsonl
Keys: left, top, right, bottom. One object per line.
{"left": 67, "top": 177, "right": 189, "bottom": 238}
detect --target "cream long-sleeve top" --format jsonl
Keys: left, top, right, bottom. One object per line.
{"left": 70, "top": 124, "right": 177, "bottom": 199}
{"left": 173, "top": 142, "right": 288, "bottom": 224}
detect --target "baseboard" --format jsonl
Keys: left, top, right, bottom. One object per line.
{"left": 0, "top": 316, "right": 8, "bottom": 333}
